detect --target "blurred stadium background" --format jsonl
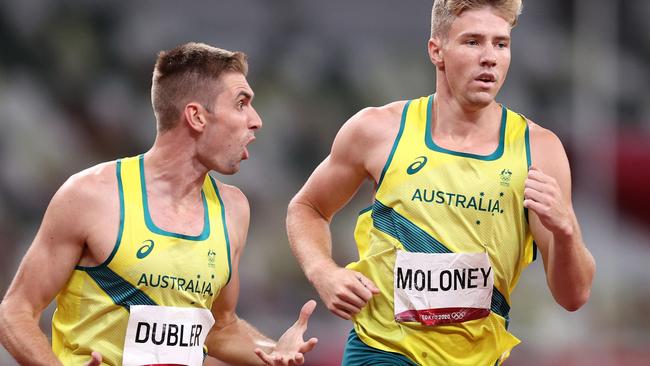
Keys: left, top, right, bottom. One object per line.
{"left": 1, "top": 0, "right": 649, "bottom": 365}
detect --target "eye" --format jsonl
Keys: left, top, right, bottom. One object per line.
{"left": 237, "top": 100, "right": 245, "bottom": 110}
{"left": 466, "top": 40, "right": 479, "bottom": 46}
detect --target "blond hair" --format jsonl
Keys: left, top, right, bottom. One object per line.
{"left": 431, "top": 0, "right": 523, "bottom": 38}
{"left": 151, "top": 42, "right": 248, "bottom": 132}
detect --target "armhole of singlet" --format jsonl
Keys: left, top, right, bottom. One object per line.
{"left": 77, "top": 160, "right": 125, "bottom": 271}
{"left": 209, "top": 176, "right": 232, "bottom": 284}
{"left": 376, "top": 100, "right": 411, "bottom": 190}
{"left": 523, "top": 121, "right": 537, "bottom": 262}
{"left": 358, "top": 205, "right": 373, "bottom": 216}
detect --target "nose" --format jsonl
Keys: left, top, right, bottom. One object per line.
{"left": 480, "top": 45, "right": 497, "bottom": 67}
{"left": 249, "top": 106, "right": 262, "bottom": 130}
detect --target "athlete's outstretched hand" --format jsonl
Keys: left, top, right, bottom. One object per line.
{"left": 312, "top": 266, "right": 380, "bottom": 320}
{"left": 254, "top": 300, "right": 318, "bottom": 366}
{"left": 524, "top": 166, "right": 573, "bottom": 236}
{"left": 83, "top": 351, "right": 102, "bottom": 366}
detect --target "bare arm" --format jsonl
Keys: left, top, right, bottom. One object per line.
{"left": 526, "top": 123, "right": 596, "bottom": 311}
{"left": 206, "top": 184, "right": 317, "bottom": 366}
{"left": 0, "top": 172, "right": 105, "bottom": 366}
{"left": 286, "top": 104, "right": 403, "bottom": 319}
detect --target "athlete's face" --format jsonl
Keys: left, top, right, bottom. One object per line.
{"left": 198, "top": 72, "right": 262, "bottom": 175}
{"left": 430, "top": 7, "right": 512, "bottom": 108}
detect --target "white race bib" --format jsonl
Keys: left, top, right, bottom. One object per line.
{"left": 122, "top": 305, "right": 215, "bottom": 366}
{"left": 394, "top": 250, "right": 493, "bottom": 326}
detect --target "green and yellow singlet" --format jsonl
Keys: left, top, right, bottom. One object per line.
{"left": 52, "top": 155, "right": 231, "bottom": 366}
{"left": 347, "top": 95, "right": 536, "bottom": 365}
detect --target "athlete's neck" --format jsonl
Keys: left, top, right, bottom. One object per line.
{"left": 144, "top": 130, "right": 207, "bottom": 202}
{"left": 430, "top": 93, "right": 502, "bottom": 153}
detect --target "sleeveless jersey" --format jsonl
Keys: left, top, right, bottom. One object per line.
{"left": 347, "top": 95, "right": 536, "bottom": 365}
{"left": 52, "top": 155, "right": 232, "bottom": 365}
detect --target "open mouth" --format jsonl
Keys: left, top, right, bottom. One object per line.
{"left": 242, "top": 136, "right": 255, "bottom": 160}
{"left": 475, "top": 73, "right": 496, "bottom": 84}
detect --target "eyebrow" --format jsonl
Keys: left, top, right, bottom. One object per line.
{"left": 237, "top": 90, "right": 254, "bottom": 101}
{"left": 459, "top": 32, "right": 511, "bottom": 41}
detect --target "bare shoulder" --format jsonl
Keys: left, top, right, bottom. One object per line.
{"left": 337, "top": 101, "right": 407, "bottom": 146}
{"left": 352, "top": 101, "right": 407, "bottom": 125}
{"left": 67, "top": 161, "right": 117, "bottom": 190}
{"left": 526, "top": 119, "right": 572, "bottom": 189}
{"left": 332, "top": 101, "right": 407, "bottom": 179}
{"left": 37, "top": 160, "right": 119, "bottom": 258}
{"left": 210, "top": 178, "right": 250, "bottom": 242}
{"left": 212, "top": 179, "right": 249, "bottom": 217}
{"left": 54, "top": 161, "right": 118, "bottom": 213}
{"left": 528, "top": 120, "right": 563, "bottom": 147}
{"left": 527, "top": 119, "right": 568, "bottom": 165}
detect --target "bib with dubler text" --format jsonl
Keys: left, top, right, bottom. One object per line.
{"left": 122, "top": 305, "right": 215, "bottom": 366}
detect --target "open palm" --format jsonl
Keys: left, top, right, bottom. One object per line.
{"left": 254, "top": 300, "right": 318, "bottom": 366}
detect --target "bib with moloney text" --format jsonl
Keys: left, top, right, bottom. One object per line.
{"left": 394, "top": 251, "right": 494, "bottom": 326}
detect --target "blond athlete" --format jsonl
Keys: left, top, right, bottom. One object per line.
{"left": 0, "top": 43, "right": 317, "bottom": 366}
{"left": 287, "top": 1, "right": 595, "bottom": 365}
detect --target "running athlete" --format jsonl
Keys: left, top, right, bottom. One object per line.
{"left": 0, "top": 42, "right": 317, "bottom": 366}
{"left": 286, "top": 1, "right": 595, "bottom": 365}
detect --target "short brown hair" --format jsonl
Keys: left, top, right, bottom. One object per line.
{"left": 151, "top": 42, "right": 248, "bottom": 132}
{"left": 431, "top": 0, "right": 523, "bottom": 38}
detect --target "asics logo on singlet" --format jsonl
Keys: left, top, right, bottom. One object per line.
{"left": 136, "top": 240, "right": 155, "bottom": 259}
{"left": 407, "top": 156, "right": 428, "bottom": 175}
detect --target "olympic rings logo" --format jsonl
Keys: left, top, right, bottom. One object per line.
{"left": 451, "top": 310, "right": 466, "bottom": 320}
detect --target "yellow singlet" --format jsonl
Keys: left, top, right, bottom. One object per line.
{"left": 52, "top": 155, "right": 231, "bottom": 365}
{"left": 347, "top": 95, "right": 536, "bottom": 365}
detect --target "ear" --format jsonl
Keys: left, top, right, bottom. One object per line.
{"left": 184, "top": 103, "right": 207, "bottom": 132}
{"left": 428, "top": 37, "right": 444, "bottom": 70}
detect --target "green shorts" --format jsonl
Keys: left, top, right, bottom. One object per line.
{"left": 341, "top": 329, "right": 418, "bottom": 366}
